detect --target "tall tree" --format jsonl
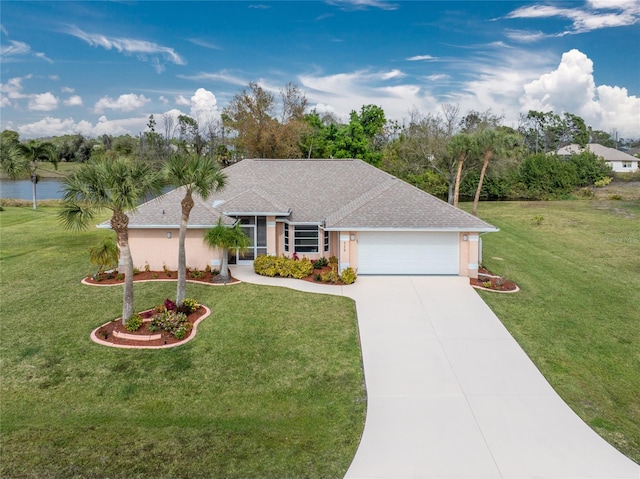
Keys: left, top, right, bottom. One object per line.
{"left": 518, "top": 110, "right": 589, "bottom": 154}
{"left": 203, "top": 219, "right": 250, "bottom": 283}
{"left": 448, "top": 133, "right": 475, "bottom": 207}
{"left": 164, "top": 153, "right": 227, "bottom": 306}
{"left": 14, "top": 140, "right": 58, "bottom": 210}
{"left": 471, "top": 129, "right": 520, "bottom": 216}
{"left": 222, "top": 82, "right": 277, "bottom": 158}
{"left": 58, "top": 157, "right": 164, "bottom": 324}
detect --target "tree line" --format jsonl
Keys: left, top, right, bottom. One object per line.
{"left": 2, "top": 81, "right": 638, "bottom": 210}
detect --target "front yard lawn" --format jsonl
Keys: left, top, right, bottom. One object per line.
{"left": 470, "top": 199, "right": 640, "bottom": 464}
{"left": 0, "top": 207, "right": 365, "bottom": 478}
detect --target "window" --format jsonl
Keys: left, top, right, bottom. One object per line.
{"left": 283, "top": 224, "right": 289, "bottom": 252}
{"left": 294, "top": 225, "right": 319, "bottom": 253}
{"left": 622, "top": 161, "right": 632, "bottom": 169}
{"left": 324, "top": 230, "right": 330, "bottom": 252}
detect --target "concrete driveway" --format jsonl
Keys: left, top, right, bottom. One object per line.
{"left": 231, "top": 268, "right": 639, "bottom": 478}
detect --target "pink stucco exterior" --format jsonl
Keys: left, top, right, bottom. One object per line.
{"left": 127, "top": 227, "right": 482, "bottom": 278}
{"left": 127, "top": 229, "right": 221, "bottom": 271}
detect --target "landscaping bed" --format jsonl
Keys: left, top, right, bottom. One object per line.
{"left": 84, "top": 269, "right": 239, "bottom": 285}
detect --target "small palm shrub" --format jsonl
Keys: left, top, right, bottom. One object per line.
{"left": 148, "top": 310, "right": 192, "bottom": 339}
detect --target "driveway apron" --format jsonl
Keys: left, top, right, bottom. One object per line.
{"left": 231, "top": 268, "right": 639, "bottom": 478}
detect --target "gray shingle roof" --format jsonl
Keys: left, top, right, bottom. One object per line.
{"left": 121, "top": 159, "right": 496, "bottom": 232}
{"left": 557, "top": 143, "right": 638, "bottom": 162}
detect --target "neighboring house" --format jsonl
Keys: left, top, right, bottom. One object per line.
{"left": 102, "top": 159, "right": 498, "bottom": 278}
{"left": 557, "top": 143, "right": 639, "bottom": 173}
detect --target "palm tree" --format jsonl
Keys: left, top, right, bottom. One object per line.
{"left": 448, "top": 133, "right": 474, "bottom": 207}
{"left": 89, "top": 237, "right": 119, "bottom": 276}
{"left": 15, "top": 140, "right": 58, "bottom": 210}
{"left": 471, "top": 129, "right": 519, "bottom": 216}
{"left": 204, "top": 219, "right": 250, "bottom": 283}
{"left": 164, "top": 153, "right": 227, "bottom": 306}
{"left": 59, "top": 157, "right": 164, "bottom": 324}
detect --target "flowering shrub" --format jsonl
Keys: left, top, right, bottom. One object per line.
{"left": 164, "top": 298, "right": 176, "bottom": 311}
{"left": 148, "top": 310, "right": 192, "bottom": 339}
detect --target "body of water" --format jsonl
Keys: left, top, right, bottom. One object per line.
{"left": 0, "top": 178, "right": 65, "bottom": 200}
{"left": 0, "top": 178, "right": 174, "bottom": 201}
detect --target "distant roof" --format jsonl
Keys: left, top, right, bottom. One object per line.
{"left": 117, "top": 159, "right": 497, "bottom": 233}
{"left": 557, "top": 143, "right": 638, "bottom": 162}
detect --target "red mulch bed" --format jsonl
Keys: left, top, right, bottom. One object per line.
{"left": 84, "top": 270, "right": 238, "bottom": 285}
{"left": 470, "top": 269, "right": 518, "bottom": 292}
{"left": 93, "top": 306, "right": 207, "bottom": 347}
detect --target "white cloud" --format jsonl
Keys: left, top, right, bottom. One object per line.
{"left": 94, "top": 93, "right": 150, "bottom": 113}
{"left": 64, "top": 95, "right": 83, "bottom": 106}
{"left": 0, "top": 96, "right": 11, "bottom": 108}
{"left": 326, "top": 0, "right": 399, "bottom": 11}
{"left": 406, "top": 55, "right": 437, "bottom": 61}
{"left": 189, "top": 88, "right": 219, "bottom": 123}
{"left": 28, "top": 92, "right": 59, "bottom": 111}
{"left": 425, "top": 74, "right": 450, "bottom": 81}
{"left": 1, "top": 40, "right": 30, "bottom": 56}
{"left": 520, "top": 49, "right": 640, "bottom": 137}
{"left": 504, "top": 29, "right": 549, "bottom": 42}
{"left": 179, "top": 70, "right": 248, "bottom": 87}
{"left": 176, "top": 95, "right": 190, "bottom": 106}
{"left": 159, "top": 95, "right": 169, "bottom": 105}
{"left": 65, "top": 25, "right": 185, "bottom": 69}
{"left": 506, "top": 1, "right": 640, "bottom": 35}
{"left": 61, "top": 86, "right": 75, "bottom": 93}
{"left": 298, "top": 69, "right": 439, "bottom": 122}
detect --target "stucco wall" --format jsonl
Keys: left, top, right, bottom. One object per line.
{"left": 128, "top": 229, "right": 220, "bottom": 271}
{"left": 458, "top": 232, "right": 479, "bottom": 278}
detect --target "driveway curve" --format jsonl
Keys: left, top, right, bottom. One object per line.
{"left": 231, "top": 267, "right": 639, "bottom": 478}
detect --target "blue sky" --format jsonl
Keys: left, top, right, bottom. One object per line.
{"left": 1, "top": 0, "right": 639, "bottom": 139}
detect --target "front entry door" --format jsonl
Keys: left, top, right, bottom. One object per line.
{"left": 236, "top": 216, "right": 267, "bottom": 265}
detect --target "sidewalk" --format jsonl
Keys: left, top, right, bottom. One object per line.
{"left": 231, "top": 267, "right": 640, "bottom": 478}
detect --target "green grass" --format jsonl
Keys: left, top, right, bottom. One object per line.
{"left": 468, "top": 199, "right": 640, "bottom": 463}
{"left": 0, "top": 207, "right": 366, "bottom": 478}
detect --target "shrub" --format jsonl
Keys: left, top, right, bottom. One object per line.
{"left": 340, "top": 267, "right": 357, "bottom": 285}
{"left": 533, "top": 214, "right": 544, "bottom": 226}
{"left": 144, "top": 262, "right": 151, "bottom": 272}
{"left": 124, "top": 313, "right": 143, "bottom": 332}
{"left": 328, "top": 256, "right": 338, "bottom": 266}
{"left": 291, "top": 257, "right": 314, "bottom": 279}
{"left": 149, "top": 310, "right": 191, "bottom": 339}
{"left": 313, "top": 273, "right": 321, "bottom": 281}
{"left": 254, "top": 255, "right": 279, "bottom": 277}
{"left": 164, "top": 298, "right": 176, "bottom": 311}
{"left": 116, "top": 273, "right": 124, "bottom": 281}
{"left": 133, "top": 267, "right": 140, "bottom": 275}
{"left": 204, "top": 264, "right": 211, "bottom": 273}
{"left": 594, "top": 177, "right": 612, "bottom": 187}
{"left": 321, "top": 270, "right": 339, "bottom": 283}
{"left": 179, "top": 298, "right": 199, "bottom": 315}
{"left": 189, "top": 268, "right": 204, "bottom": 279}
{"left": 313, "top": 257, "right": 329, "bottom": 269}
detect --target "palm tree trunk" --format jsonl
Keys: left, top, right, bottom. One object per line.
{"left": 31, "top": 173, "right": 37, "bottom": 210}
{"left": 472, "top": 151, "right": 492, "bottom": 216}
{"left": 220, "top": 250, "right": 230, "bottom": 283}
{"left": 177, "top": 192, "right": 194, "bottom": 307}
{"left": 112, "top": 212, "right": 134, "bottom": 324}
{"left": 453, "top": 153, "right": 465, "bottom": 207}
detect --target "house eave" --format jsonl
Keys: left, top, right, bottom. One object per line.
{"left": 323, "top": 226, "right": 500, "bottom": 233}
{"left": 222, "top": 211, "right": 291, "bottom": 217}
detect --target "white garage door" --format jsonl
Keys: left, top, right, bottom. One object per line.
{"left": 358, "top": 231, "right": 459, "bottom": 275}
